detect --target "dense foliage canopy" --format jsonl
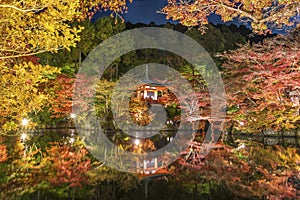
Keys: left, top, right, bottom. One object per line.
{"left": 0, "top": 1, "right": 129, "bottom": 133}
{"left": 223, "top": 28, "right": 300, "bottom": 132}
{"left": 162, "top": 0, "right": 300, "bottom": 33}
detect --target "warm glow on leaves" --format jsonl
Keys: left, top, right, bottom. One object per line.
{"left": 49, "top": 74, "right": 100, "bottom": 119}
{"left": 0, "top": 0, "right": 132, "bottom": 59}
{"left": 174, "top": 142, "right": 300, "bottom": 198}
{"left": 223, "top": 28, "right": 300, "bottom": 132}
{"left": 0, "top": 0, "right": 131, "bottom": 131}
{"left": 94, "top": 79, "right": 116, "bottom": 118}
{"left": 0, "top": 144, "right": 8, "bottom": 163}
{"left": 47, "top": 144, "right": 91, "bottom": 188}
{"left": 0, "top": 0, "right": 82, "bottom": 59}
{"left": 49, "top": 75, "right": 75, "bottom": 118}
{"left": 162, "top": 0, "right": 300, "bottom": 34}
{"left": 0, "top": 61, "right": 60, "bottom": 132}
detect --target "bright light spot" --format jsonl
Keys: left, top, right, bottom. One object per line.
{"left": 166, "top": 120, "right": 173, "bottom": 125}
{"left": 21, "top": 133, "right": 27, "bottom": 141}
{"left": 21, "top": 118, "right": 29, "bottom": 126}
{"left": 236, "top": 143, "right": 245, "bottom": 151}
{"left": 134, "top": 139, "right": 140, "bottom": 146}
{"left": 167, "top": 137, "right": 174, "bottom": 142}
{"left": 239, "top": 121, "right": 245, "bottom": 126}
{"left": 69, "top": 138, "right": 75, "bottom": 144}
{"left": 70, "top": 113, "right": 76, "bottom": 119}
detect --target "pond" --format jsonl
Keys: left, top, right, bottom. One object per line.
{"left": 1, "top": 127, "right": 300, "bottom": 199}
{"left": 227, "top": 133, "right": 300, "bottom": 147}
{"left": 31, "top": 127, "right": 300, "bottom": 147}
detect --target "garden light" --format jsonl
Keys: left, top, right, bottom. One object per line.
{"left": 21, "top": 118, "right": 29, "bottom": 126}
{"left": 239, "top": 121, "right": 245, "bottom": 126}
{"left": 236, "top": 143, "right": 246, "bottom": 151}
{"left": 70, "top": 113, "right": 76, "bottom": 119}
{"left": 134, "top": 139, "right": 140, "bottom": 146}
{"left": 21, "top": 133, "right": 27, "bottom": 141}
{"left": 69, "top": 137, "right": 75, "bottom": 144}
{"left": 167, "top": 137, "right": 173, "bottom": 142}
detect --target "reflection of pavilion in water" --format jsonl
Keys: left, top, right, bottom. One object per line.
{"left": 130, "top": 66, "right": 176, "bottom": 178}
{"left": 136, "top": 157, "right": 159, "bottom": 174}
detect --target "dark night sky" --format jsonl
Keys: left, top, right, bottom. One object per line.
{"left": 123, "top": 0, "right": 229, "bottom": 25}
{"left": 94, "top": 0, "right": 297, "bottom": 34}
{"left": 122, "top": 0, "right": 172, "bottom": 24}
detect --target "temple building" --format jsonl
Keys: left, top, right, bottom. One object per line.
{"left": 131, "top": 65, "right": 174, "bottom": 104}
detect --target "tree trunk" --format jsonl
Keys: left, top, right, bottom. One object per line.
{"left": 72, "top": 188, "right": 75, "bottom": 200}
{"left": 227, "top": 124, "right": 237, "bottom": 147}
{"left": 115, "top": 65, "right": 118, "bottom": 79}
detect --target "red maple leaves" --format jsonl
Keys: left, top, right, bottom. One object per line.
{"left": 48, "top": 144, "right": 91, "bottom": 187}
{"left": 49, "top": 74, "right": 95, "bottom": 119}
{"left": 222, "top": 29, "right": 300, "bottom": 132}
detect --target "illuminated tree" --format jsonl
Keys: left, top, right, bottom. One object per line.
{"left": 0, "top": 0, "right": 131, "bottom": 132}
{"left": 48, "top": 74, "right": 96, "bottom": 119}
{"left": 0, "top": 61, "right": 60, "bottom": 132}
{"left": 0, "top": 0, "right": 131, "bottom": 59}
{"left": 162, "top": 0, "right": 299, "bottom": 33}
{"left": 48, "top": 75, "right": 75, "bottom": 119}
{"left": 223, "top": 28, "right": 300, "bottom": 133}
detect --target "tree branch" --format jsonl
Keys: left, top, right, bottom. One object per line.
{"left": 0, "top": 48, "right": 61, "bottom": 59}
{"left": 0, "top": 4, "right": 45, "bottom": 13}
{"left": 260, "top": 3, "right": 300, "bottom": 24}
{"left": 220, "top": 2, "right": 259, "bottom": 23}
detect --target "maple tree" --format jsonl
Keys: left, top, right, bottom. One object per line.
{"left": 49, "top": 75, "right": 114, "bottom": 121}
{"left": 0, "top": 136, "right": 8, "bottom": 163}
{"left": 222, "top": 28, "right": 300, "bottom": 133}
{"left": 0, "top": 0, "right": 132, "bottom": 60}
{"left": 0, "top": 0, "right": 131, "bottom": 132}
{"left": 161, "top": 0, "right": 300, "bottom": 33}
{"left": 94, "top": 79, "right": 116, "bottom": 120}
{"left": 48, "top": 74, "right": 75, "bottom": 119}
{"left": 0, "top": 61, "right": 60, "bottom": 133}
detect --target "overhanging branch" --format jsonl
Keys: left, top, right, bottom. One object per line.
{"left": 0, "top": 4, "right": 45, "bottom": 13}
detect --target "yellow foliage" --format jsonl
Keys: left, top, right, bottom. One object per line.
{"left": 0, "top": 61, "right": 60, "bottom": 132}
{"left": 0, "top": 0, "right": 131, "bottom": 133}
{"left": 0, "top": 0, "right": 83, "bottom": 59}
{"left": 162, "top": 0, "right": 299, "bottom": 34}
{"left": 0, "top": 0, "right": 131, "bottom": 59}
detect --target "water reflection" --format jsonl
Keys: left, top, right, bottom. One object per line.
{"left": 231, "top": 134, "right": 300, "bottom": 147}
{"left": 30, "top": 128, "right": 300, "bottom": 148}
